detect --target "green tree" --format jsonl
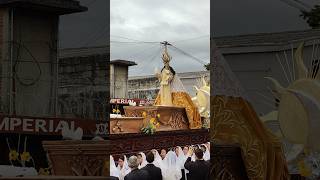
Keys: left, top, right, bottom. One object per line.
{"left": 204, "top": 63, "right": 210, "bottom": 71}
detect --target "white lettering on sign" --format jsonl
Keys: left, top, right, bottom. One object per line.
{"left": 55, "top": 121, "right": 66, "bottom": 133}
{"left": 110, "top": 98, "right": 141, "bottom": 104}
{"left": 23, "top": 119, "right": 33, "bottom": 132}
{"left": 0, "top": 117, "right": 9, "bottom": 130}
{"left": 0, "top": 117, "right": 79, "bottom": 134}
{"left": 49, "top": 119, "right": 54, "bottom": 132}
{"left": 10, "top": 118, "right": 21, "bottom": 131}
{"left": 35, "top": 119, "right": 47, "bottom": 132}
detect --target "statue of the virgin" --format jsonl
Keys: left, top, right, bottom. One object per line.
{"left": 154, "top": 46, "right": 202, "bottom": 129}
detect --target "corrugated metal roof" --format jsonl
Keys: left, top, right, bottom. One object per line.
{"left": 214, "top": 29, "right": 320, "bottom": 48}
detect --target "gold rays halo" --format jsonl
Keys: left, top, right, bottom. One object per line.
{"left": 265, "top": 41, "right": 320, "bottom": 151}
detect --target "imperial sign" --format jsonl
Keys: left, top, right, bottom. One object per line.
{"left": 0, "top": 115, "right": 102, "bottom": 136}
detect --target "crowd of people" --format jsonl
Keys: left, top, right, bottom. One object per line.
{"left": 110, "top": 142, "right": 210, "bottom": 180}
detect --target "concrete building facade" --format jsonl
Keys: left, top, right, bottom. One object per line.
{"left": 110, "top": 60, "right": 136, "bottom": 98}
{"left": 58, "top": 46, "right": 108, "bottom": 120}
{"left": 58, "top": 47, "right": 136, "bottom": 120}
{"left": 0, "top": 0, "right": 86, "bottom": 117}
{"left": 214, "top": 29, "right": 320, "bottom": 115}
{"left": 128, "top": 71, "right": 209, "bottom": 100}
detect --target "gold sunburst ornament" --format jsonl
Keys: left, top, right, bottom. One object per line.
{"left": 266, "top": 42, "right": 320, "bottom": 151}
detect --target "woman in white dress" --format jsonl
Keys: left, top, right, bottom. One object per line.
{"left": 163, "top": 151, "right": 182, "bottom": 180}
{"left": 201, "top": 144, "right": 210, "bottom": 161}
{"left": 151, "top": 149, "right": 164, "bottom": 168}
{"left": 151, "top": 149, "right": 167, "bottom": 178}
{"left": 137, "top": 152, "right": 147, "bottom": 169}
{"left": 110, "top": 155, "right": 120, "bottom": 178}
{"left": 175, "top": 146, "right": 186, "bottom": 168}
{"left": 117, "top": 155, "right": 130, "bottom": 180}
{"left": 175, "top": 146, "right": 189, "bottom": 180}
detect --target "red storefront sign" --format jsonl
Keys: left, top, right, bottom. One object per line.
{"left": 0, "top": 115, "right": 106, "bottom": 136}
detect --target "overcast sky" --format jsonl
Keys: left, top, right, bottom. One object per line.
{"left": 110, "top": 0, "right": 210, "bottom": 76}
{"left": 58, "top": 0, "right": 320, "bottom": 76}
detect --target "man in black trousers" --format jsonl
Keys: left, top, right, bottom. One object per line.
{"left": 141, "top": 151, "right": 163, "bottom": 180}
{"left": 184, "top": 147, "right": 210, "bottom": 180}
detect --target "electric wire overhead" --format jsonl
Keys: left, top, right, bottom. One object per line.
{"left": 111, "top": 35, "right": 209, "bottom": 67}
{"left": 169, "top": 44, "right": 207, "bottom": 65}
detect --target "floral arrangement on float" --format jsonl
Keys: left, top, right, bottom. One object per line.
{"left": 1, "top": 135, "right": 50, "bottom": 176}
{"left": 7, "top": 136, "right": 34, "bottom": 168}
{"left": 140, "top": 112, "right": 160, "bottom": 135}
{"left": 110, "top": 104, "right": 121, "bottom": 118}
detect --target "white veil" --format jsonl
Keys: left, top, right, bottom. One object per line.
{"left": 110, "top": 155, "right": 120, "bottom": 178}
{"left": 191, "top": 153, "right": 196, "bottom": 162}
{"left": 176, "top": 146, "right": 186, "bottom": 168}
{"left": 138, "top": 152, "right": 147, "bottom": 169}
{"left": 152, "top": 149, "right": 163, "bottom": 167}
{"left": 163, "top": 151, "right": 182, "bottom": 180}
{"left": 171, "top": 74, "right": 187, "bottom": 92}
{"left": 117, "top": 155, "right": 130, "bottom": 180}
{"left": 152, "top": 149, "right": 166, "bottom": 177}
{"left": 176, "top": 146, "right": 189, "bottom": 178}
{"left": 202, "top": 144, "right": 210, "bottom": 161}
{"left": 124, "top": 156, "right": 129, "bottom": 170}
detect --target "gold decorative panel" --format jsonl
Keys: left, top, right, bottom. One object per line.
{"left": 211, "top": 95, "right": 288, "bottom": 180}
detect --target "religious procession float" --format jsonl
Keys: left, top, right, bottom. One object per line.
{"left": 40, "top": 44, "right": 210, "bottom": 177}
{"left": 107, "top": 44, "right": 210, "bottom": 155}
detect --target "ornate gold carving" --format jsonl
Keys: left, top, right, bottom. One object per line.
{"left": 155, "top": 92, "right": 202, "bottom": 129}
{"left": 210, "top": 161, "right": 235, "bottom": 180}
{"left": 168, "top": 112, "right": 184, "bottom": 129}
{"left": 211, "top": 96, "right": 288, "bottom": 180}
{"left": 124, "top": 106, "right": 189, "bottom": 131}
{"left": 112, "top": 121, "right": 124, "bottom": 133}
{"left": 69, "top": 155, "right": 105, "bottom": 176}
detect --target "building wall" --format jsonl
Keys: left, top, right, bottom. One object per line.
{"left": 110, "top": 65, "right": 128, "bottom": 98}
{"left": 58, "top": 54, "right": 108, "bottom": 120}
{"left": 128, "top": 77, "right": 159, "bottom": 99}
{"left": 128, "top": 71, "right": 209, "bottom": 100}
{"left": 221, "top": 45, "right": 315, "bottom": 115}
{"left": 0, "top": 8, "right": 59, "bottom": 116}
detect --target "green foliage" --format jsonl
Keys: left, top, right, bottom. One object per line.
{"left": 204, "top": 63, "right": 210, "bottom": 71}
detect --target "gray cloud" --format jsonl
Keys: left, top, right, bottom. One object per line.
{"left": 111, "top": 0, "right": 210, "bottom": 76}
